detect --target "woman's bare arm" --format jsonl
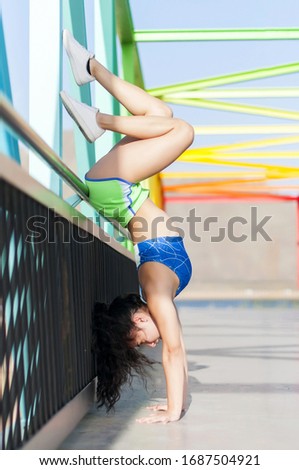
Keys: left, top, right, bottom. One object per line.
{"left": 136, "top": 294, "right": 186, "bottom": 424}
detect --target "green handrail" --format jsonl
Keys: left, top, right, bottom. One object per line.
{"left": 0, "top": 94, "right": 131, "bottom": 240}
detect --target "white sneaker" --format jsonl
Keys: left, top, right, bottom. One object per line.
{"left": 60, "top": 91, "right": 105, "bottom": 143}
{"left": 63, "top": 29, "right": 95, "bottom": 86}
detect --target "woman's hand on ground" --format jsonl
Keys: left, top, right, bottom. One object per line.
{"left": 146, "top": 403, "right": 167, "bottom": 412}
{"left": 146, "top": 403, "right": 186, "bottom": 413}
{"left": 136, "top": 410, "right": 181, "bottom": 424}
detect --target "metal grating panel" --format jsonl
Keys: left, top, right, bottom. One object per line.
{"left": 0, "top": 178, "right": 139, "bottom": 449}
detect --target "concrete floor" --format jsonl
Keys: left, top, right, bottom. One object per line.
{"left": 60, "top": 301, "right": 299, "bottom": 450}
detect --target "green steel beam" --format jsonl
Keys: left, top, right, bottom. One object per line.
{"left": 63, "top": 0, "right": 95, "bottom": 180}
{"left": 96, "top": 0, "right": 120, "bottom": 120}
{"left": 93, "top": 0, "right": 122, "bottom": 241}
{"left": 192, "top": 125, "right": 299, "bottom": 135}
{"left": 148, "top": 62, "right": 299, "bottom": 96}
{"left": 116, "top": 0, "right": 144, "bottom": 88}
{"left": 166, "top": 98, "right": 299, "bottom": 121}
{"left": 166, "top": 88, "right": 299, "bottom": 99}
{"left": 116, "top": 0, "right": 164, "bottom": 208}
{"left": 134, "top": 28, "right": 299, "bottom": 42}
{"left": 94, "top": 0, "right": 120, "bottom": 158}
{"left": 116, "top": 0, "right": 134, "bottom": 42}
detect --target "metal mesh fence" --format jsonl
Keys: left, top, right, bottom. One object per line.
{"left": 0, "top": 178, "right": 139, "bottom": 449}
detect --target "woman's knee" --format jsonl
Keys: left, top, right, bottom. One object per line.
{"left": 160, "top": 104, "right": 173, "bottom": 118}
{"left": 146, "top": 102, "right": 173, "bottom": 118}
{"left": 176, "top": 119, "right": 195, "bottom": 147}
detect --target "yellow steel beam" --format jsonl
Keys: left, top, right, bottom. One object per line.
{"left": 178, "top": 153, "right": 299, "bottom": 176}
{"left": 161, "top": 171, "right": 267, "bottom": 179}
{"left": 198, "top": 136, "right": 299, "bottom": 153}
{"left": 180, "top": 151, "right": 299, "bottom": 159}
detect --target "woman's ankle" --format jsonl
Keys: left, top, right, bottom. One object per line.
{"left": 89, "top": 58, "right": 97, "bottom": 77}
{"left": 95, "top": 111, "right": 107, "bottom": 130}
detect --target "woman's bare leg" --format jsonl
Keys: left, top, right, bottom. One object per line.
{"left": 89, "top": 58, "right": 172, "bottom": 118}
{"left": 97, "top": 113, "right": 176, "bottom": 140}
{"left": 87, "top": 115, "right": 194, "bottom": 182}
{"left": 86, "top": 58, "right": 194, "bottom": 182}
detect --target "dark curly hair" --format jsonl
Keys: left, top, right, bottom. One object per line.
{"left": 92, "top": 293, "right": 155, "bottom": 411}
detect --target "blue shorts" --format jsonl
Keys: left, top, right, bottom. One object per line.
{"left": 134, "top": 236, "right": 192, "bottom": 297}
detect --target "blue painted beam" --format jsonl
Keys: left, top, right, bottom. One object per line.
{"left": 0, "top": 13, "right": 20, "bottom": 162}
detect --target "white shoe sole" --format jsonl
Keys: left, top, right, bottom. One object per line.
{"left": 60, "top": 91, "right": 102, "bottom": 143}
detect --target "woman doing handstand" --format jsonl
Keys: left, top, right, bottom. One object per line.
{"left": 61, "top": 30, "right": 194, "bottom": 424}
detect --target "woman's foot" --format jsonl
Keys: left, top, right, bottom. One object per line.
{"left": 60, "top": 91, "right": 105, "bottom": 143}
{"left": 63, "top": 29, "right": 95, "bottom": 86}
